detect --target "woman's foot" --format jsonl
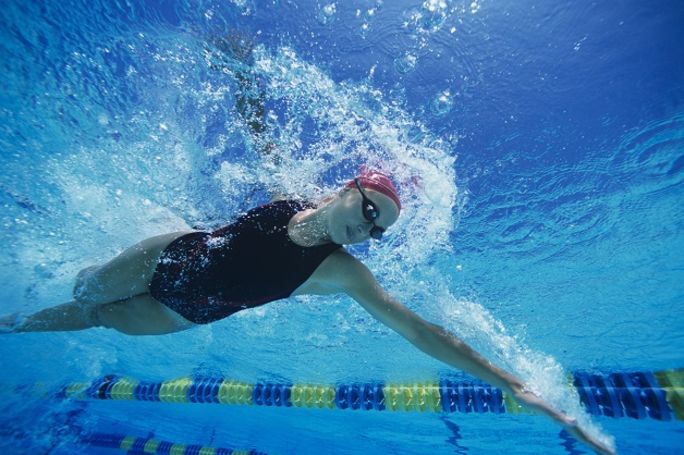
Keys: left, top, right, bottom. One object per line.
{"left": 0, "top": 312, "right": 25, "bottom": 334}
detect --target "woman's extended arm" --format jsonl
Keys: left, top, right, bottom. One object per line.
{"left": 318, "top": 251, "right": 615, "bottom": 455}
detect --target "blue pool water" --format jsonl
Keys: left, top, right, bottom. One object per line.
{"left": 1, "top": 0, "right": 683, "bottom": 453}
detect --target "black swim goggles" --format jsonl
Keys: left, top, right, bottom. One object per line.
{"left": 354, "top": 178, "right": 385, "bottom": 240}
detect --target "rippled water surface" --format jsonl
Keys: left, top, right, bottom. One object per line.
{"left": 1, "top": 1, "right": 683, "bottom": 454}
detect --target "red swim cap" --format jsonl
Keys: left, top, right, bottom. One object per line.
{"left": 345, "top": 170, "right": 401, "bottom": 211}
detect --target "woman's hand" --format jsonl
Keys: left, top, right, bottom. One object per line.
{"left": 510, "top": 384, "right": 616, "bottom": 455}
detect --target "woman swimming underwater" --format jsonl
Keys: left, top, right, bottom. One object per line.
{"left": 2, "top": 37, "right": 615, "bottom": 455}
{"left": 3, "top": 170, "right": 613, "bottom": 454}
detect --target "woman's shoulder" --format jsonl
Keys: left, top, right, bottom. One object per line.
{"left": 309, "top": 249, "right": 369, "bottom": 282}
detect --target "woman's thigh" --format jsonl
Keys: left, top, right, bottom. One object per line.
{"left": 96, "top": 293, "right": 197, "bottom": 335}
{"left": 73, "top": 231, "right": 195, "bottom": 305}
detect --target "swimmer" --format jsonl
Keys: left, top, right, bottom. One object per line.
{"left": 1, "top": 170, "right": 614, "bottom": 454}
{"left": 1, "top": 37, "right": 615, "bottom": 455}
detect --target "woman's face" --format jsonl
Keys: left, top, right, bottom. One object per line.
{"left": 326, "top": 187, "right": 400, "bottom": 244}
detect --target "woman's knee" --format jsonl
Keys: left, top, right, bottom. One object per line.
{"left": 86, "top": 303, "right": 107, "bottom": 329}
{"left": 73, "top": 265, "right": 102, "bottom": 303}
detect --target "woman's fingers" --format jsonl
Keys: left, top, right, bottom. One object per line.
{"left": 514, "top": 390, "right": 616, "bottom": 455}
{"left": 566, "top": 424, "right": 616, "bottom": 455}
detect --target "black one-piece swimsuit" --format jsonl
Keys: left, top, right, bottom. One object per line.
{"left": 149, "top": 200, "right": 341, "bottom": 324}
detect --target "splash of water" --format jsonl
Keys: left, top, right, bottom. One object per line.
{"left": 434, "top": 286, "right": 615, "bottom": 451}
{"left": 213, "top": 47, "right": 613, "bottom": 449}
{"left": 241, "top": 45, "right": 459, "bottom": 271}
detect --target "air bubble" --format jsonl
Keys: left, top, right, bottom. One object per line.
{"left": 393, "top": 53, "right": 417, "bottom": 74}
{"left": 404, "top": 2, "right": 448, "bottom": 34}
{"left": 430, "top": 90, "right": 453, "bottom": 116}
{"left": 317, "top": 3, "right": 337, "bottom": 25}
{"left": 424, "top": 0, "right": 447, "bottom": 13}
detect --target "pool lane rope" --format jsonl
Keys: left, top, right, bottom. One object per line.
{"left": 18, "top": 368, "right": 684, "bottom": 422}
{"left": 81, "top": 432, "right": 267, "bottom": 455}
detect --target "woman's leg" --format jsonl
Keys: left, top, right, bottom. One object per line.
{"left": 12, "top": 301, "right": 97, "bottom": 332}
{"left": 73, "top": 231, "right": 193, "bottom": 305}
{"left": 95, "top": 294, "right": 196, "bottom": 335}
{"left": 12, "top": 294, "right": 196, "bottom": 335}
{"left": 1, "top": 231, "right": 196, "bottom": 335}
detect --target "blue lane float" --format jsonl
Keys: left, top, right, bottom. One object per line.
{"left": 19, "top": 369, "right": 684, "bottom": 422}
{"left": 574, "top": 371, "right": 676, "bottom": 421}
